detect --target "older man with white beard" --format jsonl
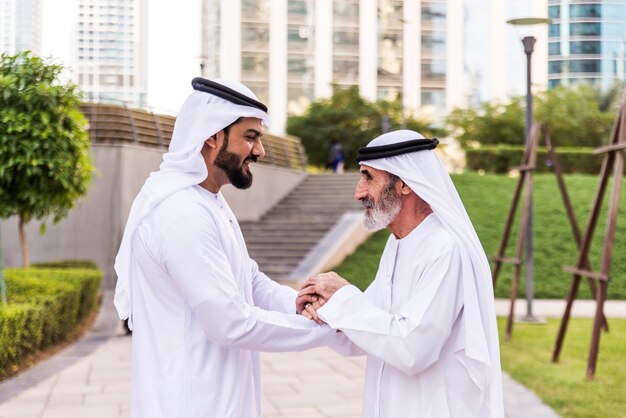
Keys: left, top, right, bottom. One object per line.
{"left": 298, "top": 130, "right": 504, "bottom": 417}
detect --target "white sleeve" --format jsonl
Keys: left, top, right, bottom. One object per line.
{"left": 317, "top": 245, "right": 463, "bottom": 375}
{"left": 249, "top": 260, "right": 297, "bottom": 314}
{"left": 160, "top": 214, "right": 333, "bottom": 352}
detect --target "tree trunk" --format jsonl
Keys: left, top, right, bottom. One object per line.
{"left": 18, "top": 215, "right": 29, "bottom": 268}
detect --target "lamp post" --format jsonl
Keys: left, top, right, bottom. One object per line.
{"left": 506, "top": 17, "right": 550, "bottom": 322}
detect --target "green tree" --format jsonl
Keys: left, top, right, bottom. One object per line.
{"left": 446, "top": 84, "right": 616, "bottom": 149}
{"left": 0, "top": 52, "right": 94, "bottom": 267}
{"left": 445, "top": 97, "right": 525, "bottom": 148}
{"left": 534, "top": 84, "right": 615, "bottom": 147}
{"left": 287, "top": 85, "right": 440, "bottom": 168}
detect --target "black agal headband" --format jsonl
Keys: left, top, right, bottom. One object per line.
{"left": 356, "top": 138, "right": 439, "bottom": 162}
{"left": 191, "top": 77, "right": 268, "bottom": 113}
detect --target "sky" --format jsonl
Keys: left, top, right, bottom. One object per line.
{"left": 41, "top": 0, "right": 202, "bottom": 115}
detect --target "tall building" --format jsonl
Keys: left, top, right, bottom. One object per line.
{"left": 0, "top": 0, "right": 42, "bottom": 55}
{"left": 547, "top": 0, "right": 626, "bottom": 91}
{"left": 73, "top": 0, "right": 148, "bottom": 107}
{"left": 201, "top": 0, "right": 547, "bottom": 134}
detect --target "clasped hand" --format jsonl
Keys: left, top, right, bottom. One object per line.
{"left": 296, "top": 272, "right": 349, "bottom": 325}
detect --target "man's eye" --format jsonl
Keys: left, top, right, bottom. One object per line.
{"left": 246, "top": 136, "right": 257, "bottom": 141}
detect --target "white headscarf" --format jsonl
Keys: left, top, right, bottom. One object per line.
{"left": 360, "top": 130, "right": 504, "bottom": 416}
{"left": 113, "top": 79, "right": 271, "bottom": 323}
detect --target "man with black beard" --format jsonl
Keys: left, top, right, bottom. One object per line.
{"left": 113, "top": 78, "right": 353, "bottom": 418}
{"left": 298, "top": 130, "right": 504, "bottom": 417}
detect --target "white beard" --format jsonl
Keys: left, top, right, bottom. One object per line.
{"left": 362, "top": 191, "right": 401, "bottom": 232}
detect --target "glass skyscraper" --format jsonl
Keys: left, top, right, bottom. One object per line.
{"left": 548, "top": 0, "right": 626, "bottom": 91}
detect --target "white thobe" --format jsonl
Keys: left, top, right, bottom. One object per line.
{"left": 318, "top": 214, "right": 489, "bottom": 417}
{"left": 129, "top": 185, "right": 339, "bottom": 418}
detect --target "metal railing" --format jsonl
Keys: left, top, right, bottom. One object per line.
{"left": 80, "top": 102, "right": 307, "bottom": 170}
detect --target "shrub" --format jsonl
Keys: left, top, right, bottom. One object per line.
{"left": 465, "top": 145, "right": 604, "bottom": 174}
{"left": 32, "top": 259, "right": 99, "bottom": 270}
{"left": 0, "top": 267, "right": 102, "bottom": 378}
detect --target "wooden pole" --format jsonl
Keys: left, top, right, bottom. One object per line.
{"left": 552, "top": 90, "right": 626, "bottom": 378}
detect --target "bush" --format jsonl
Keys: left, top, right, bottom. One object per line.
{"left": 465, "top": 145, "right": 604, "bottom": 174}
{"left": 0, "top": 267, "right": 102, "bottom": 379}
{"left": 0, "top": 304, "right": 44, "bottom": 370}
{"left": 32, "top": 259, "right": 99, "bottom": 270}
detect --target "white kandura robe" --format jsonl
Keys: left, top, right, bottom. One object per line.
{"left": 129, "top": 185, "right": 343, "bottom": 418}
{"left": 318, "top": 214, "right": 487, "bottom": 417}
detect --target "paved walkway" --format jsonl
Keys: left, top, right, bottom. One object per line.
{"left": 1, "top": 292, "right": 624, "bottom": 418}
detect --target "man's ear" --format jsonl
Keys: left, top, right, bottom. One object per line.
{"left": 399, "top": 180, "right": 412, "bottom": 196}
{"left": 205, "top": 132, "right": 222, "bottom": 150}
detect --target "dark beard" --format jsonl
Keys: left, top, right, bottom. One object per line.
{"left": 214, "top": 134, "right": 256, "bottom": 189}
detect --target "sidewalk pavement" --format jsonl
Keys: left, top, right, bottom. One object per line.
{"left": 2, "top": 292, "right": 624, "bottom": 418}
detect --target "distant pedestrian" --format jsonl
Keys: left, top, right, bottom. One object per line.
{"left": 329, "top": 139, "right": 345, "bottom": 173}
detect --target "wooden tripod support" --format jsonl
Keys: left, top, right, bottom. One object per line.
{"left": 491, "top": 123, "right": 607, "bottom": 339}
{"left": 552, "top": 90, "right": 626, "bottom": 379}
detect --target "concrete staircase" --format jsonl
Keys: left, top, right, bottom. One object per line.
{"left": 240, "top": 172, "right": 363, "bottom": 280}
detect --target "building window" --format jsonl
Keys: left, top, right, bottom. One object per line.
{"left": 421, "top": 60, "right": 446, "bottom": 81}
{"left": 377, "top": 86, "right": 401, "bottom": 101}
{"left": 569, "top": 59, "right": 601, "bottom": 73}
{"left": 287, "top": 26, "right": 310, "bottom": 46}
{"left": 242, "top": 55, "right": 269, "bottom": 76}
{"left": 570, "top": 23, "right": 601, "bottom": 37}
{"left": 549, "top": 42, "right": 560, "bottom": 56}
{"left": 548, "top": 5, "right": 560, "bottom": 19}
{"left": 333, "top": 59, "right": 358, "bottom": 79}
{"left": 333, "top": 30, "right": 359, "bottom": 50}
{"left": 287, "top": 57, "right": 310, "bottom": 76}
{"left": 421, "top": 3, "right": 446, "bottom": 27}
{"left": 570, "top": 41, "right": 601, "bottom": 55}
{"left": 569, "top": 4, "right": 601, "bottom": 18}
{"left": 242, "top": 26, "right": 269, "bottom": 45}
{"left": 288, "top": 0, "right": 309, "bottom": 17}
{"left": 242, "top": 0, "right": 269, "bottom": 19}
{"left": 549, "top": 24, "right": 560, "bottom": 37}
{"left": 548, "top": 60, "right": 563, "bottom": 73}
{"left": 333, "top": 1, "right": 359, "bottom": 24}
{"left": 421, "top": 90, "right": 445, "bottom": 108}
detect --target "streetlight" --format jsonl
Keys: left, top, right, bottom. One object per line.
{"left": 506, "top": 17, "right": 551, "bottom": 322}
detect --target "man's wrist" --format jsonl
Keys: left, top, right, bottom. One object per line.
{"left": 317, "top": 284, "right": 361, "bottom": 325}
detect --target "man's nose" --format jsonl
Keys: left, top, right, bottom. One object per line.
{"left": 253, "top": 139, "right": 265, "bottom": 159}
{"left": 354, "top": 180, "right": 367, "bottom": 201}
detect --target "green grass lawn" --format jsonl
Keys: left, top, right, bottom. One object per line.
{"left": 335, "top": 172, "right": 626, "bottom": 300}
{"left": 499, "top": 317, "right": 626, "bottom": 418}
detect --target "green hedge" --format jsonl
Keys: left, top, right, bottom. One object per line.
{"left": 32, "top": 259, "right": 99, "bottom": 270}
{"left": 0, "top": 266, "right": 102, "bottom": 378}
{"left": 465, "top": 145, "right": 604, "bottom": 174}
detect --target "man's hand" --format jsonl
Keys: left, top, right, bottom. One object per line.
{"left": 299, "top": 295, "right": 328, "bottom": 325}
{"left": 299, "top": 272, "right": 349, "bottom": 302}
{"left": 296, "top": 272, "right": 348, "bottom": 324}
{"left": 296, "top": 292, "right": 318, "bottom": 315}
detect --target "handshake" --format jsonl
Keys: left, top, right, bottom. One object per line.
{"left": 295, "top": 271, "right": 349, "bottom": 325}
